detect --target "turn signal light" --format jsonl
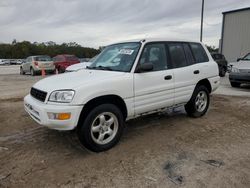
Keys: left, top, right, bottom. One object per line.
{"left": 47, "top": 112, "right": 71, "bottom": 120}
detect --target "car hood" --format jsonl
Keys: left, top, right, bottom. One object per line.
{"left": 66, "top": 62, "right": 92, "bottom": 71}
{"left": 33, "top": 69, "right": 126, "bottom": 93}
{"left": 233, "top": 61, "right": 250, "bottom": 69}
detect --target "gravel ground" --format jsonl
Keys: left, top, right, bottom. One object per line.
{"left": 0, "top": 72, "right": 250, "bottom": 188}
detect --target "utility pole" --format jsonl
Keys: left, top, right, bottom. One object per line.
{"left": 200, "top": 0, "right": 204, "bottom": 42}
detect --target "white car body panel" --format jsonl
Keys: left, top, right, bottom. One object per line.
{"left": 134, "top": 70, "right": 174, "bottom": 115}
{"left": 66, "top": 62, "right": 92, "bottom": 72}
{"left": 24, "top": 38, "right": 220, "bottom": 130}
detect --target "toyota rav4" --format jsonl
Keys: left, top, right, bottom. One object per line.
{"left": 24, "top": 39, "right": 220, "bottom": 152}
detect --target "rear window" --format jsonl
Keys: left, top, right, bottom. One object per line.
{"left": 190, "top": 43, "right": 209, "bottom": 63}
{"left": 34, "top": 56, "right": 52, "bottom": 61}
{"left": 66, "top": 56, "right": 79, "bottom": 61}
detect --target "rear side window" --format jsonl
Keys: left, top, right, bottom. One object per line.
{"left": 168, "top": 43, "right": 187, "bottom": 68}
{"left": 190, "top": 43, "right": 209, "bottom": 63}
{"left": 183, "top": 43, "right": 195, "bottom": 65}
{"left": 54, "top": 56, "right": 64, "bottom": 62}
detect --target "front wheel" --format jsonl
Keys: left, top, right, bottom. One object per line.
{"left": 77, "top": 104, "right": 124, "bottom": 152}
{"left": 185, "top": 85, "right": 210, "bottom": 118}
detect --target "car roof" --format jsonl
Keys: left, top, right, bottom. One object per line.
{"left": 55, "top": 54, "right": 76, "bottom": 56}
{"left": 112, "top": 38, "right": 201, "bottom": 45}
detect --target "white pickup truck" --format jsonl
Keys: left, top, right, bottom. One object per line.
{"left": 24, "top": 38, "right": 220, "bottom": 152}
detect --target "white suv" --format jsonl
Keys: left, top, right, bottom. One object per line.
{"left": 24, "top": 38, "right": 220, "bottom": 152}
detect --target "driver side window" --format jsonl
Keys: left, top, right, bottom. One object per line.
{"left": 139, "top": 43, "right": 168, "bottom": 71}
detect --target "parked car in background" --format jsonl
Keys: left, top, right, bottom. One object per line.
{"left": 24, "top": 39, "right": 220, "bottom": 152}
{"left": 20, "top": 55, "right": 55, "bottom": 76}
{"left": 0, "top": 59, "right": 10, "bottom": 65}
{"left": 53, "top": 54, "right": 80, "bottom": 73}
{"left": 211, "top": 53, "right": 228, "bottom": 77}
{"left": 16, "top": 59, "right": 24, "bottom": 65}
{"left": 0, "top": 59, "right": 7, "bottom": 65}
{"left": 229, "top": 52, "right": 250, "bottom": 87}
{"left": 79, "top": 58, "right": 91, "bottom": 62}
{"left": 65, "top": 55, "right": 98, "bottom": 72}
{"left": 10, "top": 59, "right": 18, "bottom": 65}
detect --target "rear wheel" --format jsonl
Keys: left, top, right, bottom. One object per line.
{"left": 185, "top": 85, "right": 210, "bottom": 118}
{"left": 30, "top": 68, "right": 35, "bottom": 76}
{"left": 77, "top": 104, "right": 124, "bottom": 152}
{"left": 20, "top": 67, "right": 25, "bottom": 75}
{"left": 230, "top": 82, "right": 241, "bottom": 88}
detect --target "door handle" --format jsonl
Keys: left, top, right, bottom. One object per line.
{"left": 193, "top": 70, "right": 200, "bottom": 74}
{"left": 164, "top": 75, "right": 172, "bottom": 80}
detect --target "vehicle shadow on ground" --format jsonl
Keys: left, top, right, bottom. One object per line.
{"left": 58, "top": 107, "right": 188, "bottom": 154}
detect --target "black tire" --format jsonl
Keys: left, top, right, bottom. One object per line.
{"left": 20, "top": 67, "right": 25, "bottom": 75}
{"left": 30, "top": 68, "right": 35, "bottom": 76}
{"left": 77, "top": 104, "right": 124, "bottom": 152}
{"left": 185, "top": 85, "right": 210, "bottom": 118}
{"left": 57, "top": 67, "right": 64, "bottom": 73}
{"left": 230, "top": 82, "right": 241, "bottom": 88}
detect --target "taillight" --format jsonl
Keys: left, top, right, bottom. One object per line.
{"left": 33, "top": 61, "right": 38, "bottom": 66}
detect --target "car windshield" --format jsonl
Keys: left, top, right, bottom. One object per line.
{"left": 35, "top": 56, "right": 52, "bottom": 61}
{"left": 88, "top": 42, "right": 141, "bottom": 72}
{"left": 242, "top": 53, "right": 250, "bottom": 61}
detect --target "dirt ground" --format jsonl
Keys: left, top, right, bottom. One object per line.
{"left": 0, "top": 74, "right": 250, "bottom": 188}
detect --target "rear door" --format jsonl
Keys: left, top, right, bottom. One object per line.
{"left": 167, "top": 42, "right": 202, "bottom": 105}
{"left": 134, "top": 42, "right": 174, "bottom": 115}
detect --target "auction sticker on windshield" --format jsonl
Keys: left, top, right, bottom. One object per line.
{"left": 119, "top": 49, "right": 134, "bottom": 55}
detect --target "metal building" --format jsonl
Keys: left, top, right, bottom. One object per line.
{"left": 220, "top": 7, "right": 250, "bottom": 62}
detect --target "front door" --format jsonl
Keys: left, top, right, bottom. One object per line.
{"left": 134, "top": 42, "right": 174, "bottom": 115}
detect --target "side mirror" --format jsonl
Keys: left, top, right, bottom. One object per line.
{"left": 136, "top": 63, "right": 153, "bottom": 72}
{"left": 237, "top": 58, "right": 241, "bottom": 62}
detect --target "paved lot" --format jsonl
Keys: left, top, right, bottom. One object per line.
{"left": 0, "top": 70, "right": 250, "bottom": 187}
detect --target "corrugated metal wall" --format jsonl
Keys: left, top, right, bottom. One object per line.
{"left": 222, "top": 10, "right": 250, "bottom": 62}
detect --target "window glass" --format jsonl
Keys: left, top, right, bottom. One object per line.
{"left": 89, "top": 42, "right": 141, "bottom": 72}
{"left": 190, "top": 43, "right": 209, "bottom": 63}
{"left": 34, "top": 56, "right": 52, "bottom": 61}
{"left": 168, "top": 43, "right": 187, "bottom": 68}
{"left": 183, "top": 43, "right": 195, "bottom": 65}
{"left": 138, "top": 43, "right": 168, "bottom": 71}
{"left": 66, "top": 55, "right": 78, "bottom": 61}
{"left": 243, "top": 53, "right": 250, "bottom": 60}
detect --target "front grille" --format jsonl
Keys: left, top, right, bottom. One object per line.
{"left": 30, "top": 87, "right": 47, "bottom": 102}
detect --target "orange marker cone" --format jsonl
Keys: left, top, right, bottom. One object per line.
{"left": 42, "top": 69, "right": 46, "bottom": 77}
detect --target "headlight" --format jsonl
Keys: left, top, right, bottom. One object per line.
{"left": 49, "top": 90, "right": 75, "bottom": 103}
{"left": 231, "top": 67, "right": 240, "bottom": 73}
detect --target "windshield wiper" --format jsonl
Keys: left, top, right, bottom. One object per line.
{"left": 86, "top": 66, "right": 114, "bottom": 71}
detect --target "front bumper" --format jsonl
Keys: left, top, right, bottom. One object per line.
{"left": 24, "top": 94, "right": 83, "bottom": 130}
{"left": 229, "top": 72, "right": 250, "bottom": 83}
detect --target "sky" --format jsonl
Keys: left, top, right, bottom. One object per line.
{"left": 0, "top": 0, "right": 249, "bottom": 48}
